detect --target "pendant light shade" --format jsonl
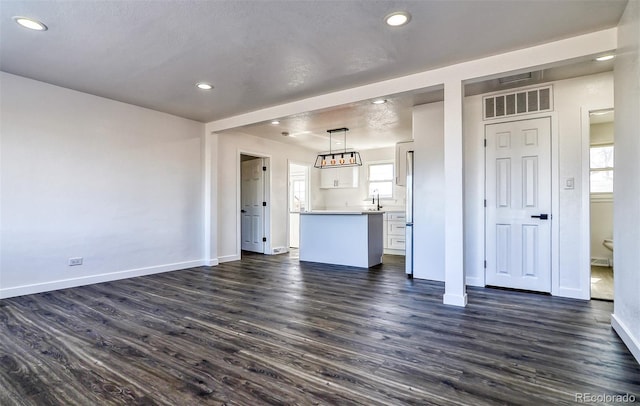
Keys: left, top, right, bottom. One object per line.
{"left": 314, "top": 128, "right": 363, "bottom": 169}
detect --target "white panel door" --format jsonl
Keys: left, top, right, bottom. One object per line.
{"left": 486, "top": 117, "right": 551, "bottom": 292}
{"left": 241, "top": 158, "right": 264, "bottom": 253}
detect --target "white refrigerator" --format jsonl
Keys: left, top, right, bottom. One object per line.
{"left": 405, "top": 150, "right": 414, "bottom": 278}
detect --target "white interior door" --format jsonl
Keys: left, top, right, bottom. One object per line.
{"left": 486, "top": 117, "right": 552, "bottom": 292}
{"left": 241, "top": 158, "right": 264, "bottom": 253}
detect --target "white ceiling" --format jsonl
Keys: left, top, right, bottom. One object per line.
{"left": 220, "top": 87, "right": 444, "bottom": 151}
{"left": 1, "top": 0, "right": 626, "bottom": 150}
{"left": 220, "top": 55, "right": 616, "bottom": 152}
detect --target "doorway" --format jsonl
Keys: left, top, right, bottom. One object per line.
{"left": 240, "top": 154, "right": 268, "bottom": 254}
{"left": 485, "top": 117, "right": 552, "bottom": 292}
{"left": 288, "top": 162, "right": 310, "bottom": 248}
{"left": 588, "top": 109, "right": 615, "bottom": 301}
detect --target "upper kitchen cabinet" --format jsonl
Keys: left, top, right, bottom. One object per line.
{"left": 395, "top": 141, "right": 414, "bottom": 186}
{"left": 319, "top": 167, "right": 359, "bottom": 189}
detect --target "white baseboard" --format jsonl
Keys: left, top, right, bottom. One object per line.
{"left": 0, "top": 260, "right": 204, "bottom": 300}
{"left": 413, "top": 273, "right": 444, "bottom": 282}
{"left": 383, "top": 248, "right": 405, "bottom": 256}
{"left": 611, "top": 314, "right": 640, "bottom": 364}
{"left": 443, "top": 292, "right": 468, "bottom": 307}
{"left": 204, "top": 258, "right": 219, "bottom": 266}
{"left": 218, "top": 254, "right": 240, "bottom": 263}
{"left": 465, "top": 275, "right": 484, "bottom": 287}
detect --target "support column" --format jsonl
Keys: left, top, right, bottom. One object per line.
{"left": 443, "top": 79, "right": 467, "bottom": 307}
{"left": 203, "top": 131, "right": 219, "bottom": 266}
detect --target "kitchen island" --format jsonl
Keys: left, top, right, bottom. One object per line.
{"left": 299, "top": 211, "right": 384, "bottom": 268}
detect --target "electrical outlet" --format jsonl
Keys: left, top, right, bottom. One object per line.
{"left": 68, "top": 257, "right": 83, "bottom": 266}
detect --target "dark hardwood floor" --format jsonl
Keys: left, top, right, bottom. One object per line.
{"left": 1, "top": 251, "right": 638, "bottom": 405}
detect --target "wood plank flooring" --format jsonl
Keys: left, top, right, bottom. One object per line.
{"left": 1, "top": 251, "right": 638, "bottom": 405}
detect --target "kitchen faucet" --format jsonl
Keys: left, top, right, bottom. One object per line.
{"left": 372, "top": 191, "right": 383, "bottom": 211}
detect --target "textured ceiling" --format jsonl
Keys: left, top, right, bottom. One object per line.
{"left": 220, "top": 55, "right": 616, "bottom": 151}
{"left": 1, "top": 0, "right": 626, "bottom": 127}
{"left": 218, "top": 90, "right": 433, "bottom": 152}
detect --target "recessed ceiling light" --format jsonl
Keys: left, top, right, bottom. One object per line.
{"left": 385, "top": 11, "right": 411, "bottom": 27}
{"left": 372, "top": 99, "right": 387, "bottom": 105}
{"left": 196, "top": 82, "right": 213, "bottom": 90}
{"left": 13, "top": 16, "right": 47, "bottom": 31}
{"left": 595, "top": 55, "right": 615, "bottom": 62}
{"left": 271, "top": 120, "right": 280, "bottom": 125}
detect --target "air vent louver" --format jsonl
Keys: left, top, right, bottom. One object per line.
{"left": 483, "top": 86, "right": 552, "bottom": 120}
{"left": 498, "top": 72, "right": 533, "bottom": 84}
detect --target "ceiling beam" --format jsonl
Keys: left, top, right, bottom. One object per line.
{"left": 206, "top": 28, "right": 617, "bottom": 133}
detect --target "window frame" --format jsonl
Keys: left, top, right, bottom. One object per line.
{"left": 366, "top": 161, "right": 394, "bottom": 199}
{"left": 589, "top": 143, "right": 614, "bottom": 198}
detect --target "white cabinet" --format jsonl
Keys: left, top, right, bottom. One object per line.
{"left": 395, "top": 141, "right": 414, "bottom": 186}
{"left": 319, "top": 167, "right": 359, "bottom": 189}
{"left": 384, "top": 211, "right": 406, "bottom": 254}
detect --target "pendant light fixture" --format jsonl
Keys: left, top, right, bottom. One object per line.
{"left": 314, "top": 127, "right": 363, "bottom": 169}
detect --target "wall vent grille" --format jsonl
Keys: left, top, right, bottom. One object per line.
{"left": 483, "top": 85, "right": 553, "bottom": 120}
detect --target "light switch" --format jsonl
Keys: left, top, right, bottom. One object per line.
{"left": 565, "top": 177, "right": 575, "bottom": 189}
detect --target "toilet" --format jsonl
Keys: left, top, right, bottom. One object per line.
{"left": 602, "top": 238, "right": 614, "bottom": 252}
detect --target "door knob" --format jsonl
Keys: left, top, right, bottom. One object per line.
{"left": 241, "top": 209, "right": 246, "bottom": 213}
{"left": 531, "top": 214, "right": 549, "bottom": 220}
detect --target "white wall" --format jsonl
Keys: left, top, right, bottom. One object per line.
{"left": 612, "top": 0, "right": 640, "bottom": 363}
{"left": 555, "top": 73, "right": 614, "bottom": 296}
{"left": 463, "top": 92, "right": 485, "bottom": 287}
{"left": 317, "top": 146, "right": 406, "bottom": 212}
{"left": 462, "top": 72, "right": 614, "bottom": 298}
{"left": 590, "top": 201, "right": 613, "bottom": 263}
{"left": 0, "top": 72, "right": 205, "bottom": 298}
{"left": 412, "top": 102, "right": 445, "bottom": 281}
{"left": 215, "top": 132, "right": 319, "bottom": 261}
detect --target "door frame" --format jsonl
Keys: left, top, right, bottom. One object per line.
{"left": 483, "top": 112, "right": 560, "bottom": 295}
{"left": 237, "top": 150, "right": 271, "bottom": 257}
{"left": 287, "top": 160, "right": 311, "bottom": 249}
{"left": 580, "top": 105, "right": 615, "bottom": 301}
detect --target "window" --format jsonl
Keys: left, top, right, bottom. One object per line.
{"left": 368, "top": 162, "right": 394, "bottom": 198}
{"left": 590, "top": 145, "right": 614, "bottom": 194}
{"left": 291, "top": 178, "right": 306, "bottom": 212}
